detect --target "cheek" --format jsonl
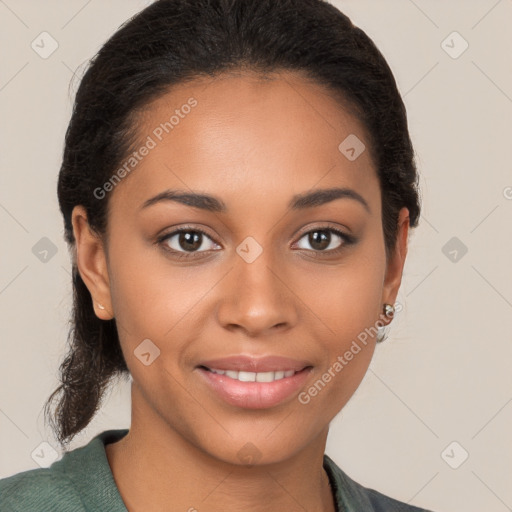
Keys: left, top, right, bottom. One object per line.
{"left": 294, "top": 244, "right": 386, "bottom": 412}
{"left": 107, "top": 235, "right": 216, "bottom": 362}
{"left": 298, "top": 246, "right": 386, "bottom": 339}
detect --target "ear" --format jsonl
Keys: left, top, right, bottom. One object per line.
{"left": 380, "top": 207, "right": 410, "bottom": 325}
{"left": 71, "top": 205, "right": 113, "bottom": 320}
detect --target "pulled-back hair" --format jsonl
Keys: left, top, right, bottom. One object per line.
{"left": 45, "top": 0, "right": 421, "bottom": 447}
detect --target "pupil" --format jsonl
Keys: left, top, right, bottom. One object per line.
{"left": 180, "top": 231, "right": 201, "bottom": 251}
{"left": 310, "top": 230, "right": 329, "bottom": 251}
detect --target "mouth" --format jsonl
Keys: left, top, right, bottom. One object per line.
{"left": 195, "top": 365, "right": 314, "bottom": 409}
{"left": 198, "top": 365, "right": 310, "bottom": 383}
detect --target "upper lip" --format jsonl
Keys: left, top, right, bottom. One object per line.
{"left": 197, "top": 355, "right": 313, "bottom": 373}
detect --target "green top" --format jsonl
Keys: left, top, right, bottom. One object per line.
{"left": 0, "top": 429, "right": 434, "bottom": 511}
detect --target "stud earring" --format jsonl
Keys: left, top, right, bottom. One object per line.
{"left": 97, "top": 303, "right": 105, "bottom": 310}
{"left": 383, "top": 303, "right": 395, "bottom": 318}
{"left": 376, "top": 303, "right": 396, "bottom": 343}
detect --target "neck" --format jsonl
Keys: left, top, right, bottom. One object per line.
{"left": 105, "top": 384, "right": 336, "bottom": 512}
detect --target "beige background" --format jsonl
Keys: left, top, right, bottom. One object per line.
{"left": 1, "top": 1, "right": 511, "bottom": 511}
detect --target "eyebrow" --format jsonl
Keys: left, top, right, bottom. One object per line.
{"left": 140, "top": 187, "right": 371, "bottom": 214}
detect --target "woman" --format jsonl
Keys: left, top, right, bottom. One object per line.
{"left": 0, "top": 0, "right": 435, "bottom": 510}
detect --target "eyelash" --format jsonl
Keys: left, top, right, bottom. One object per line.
{"left": 156, "top": 225, "right": 357, "bottom": 260}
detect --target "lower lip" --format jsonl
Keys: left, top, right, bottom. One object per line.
{"left": 196, "top": 367, "right": 313, "bottom": 409}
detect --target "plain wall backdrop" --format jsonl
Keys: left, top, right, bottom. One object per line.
{"left": 1, "top": 1, "right": 511, "bottom": 511}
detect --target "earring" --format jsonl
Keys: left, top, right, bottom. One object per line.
{"left": 97, "top": 303, "right": 105, "bottom": 310}
{"left": 383, "top": 303, "right": 395, "bottom": 319}
{"left": 377, "top": 303, "right": 395, "bottom": 343}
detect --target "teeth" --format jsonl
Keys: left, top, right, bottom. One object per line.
{"left": 208, "top": 368, "right": 297, "bottom": 382}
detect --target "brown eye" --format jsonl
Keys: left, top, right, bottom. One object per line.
{"left": 159, "top": 228, "right": 220, "bottom": 255}
{"left": 308, "top": 230, "right": 333, "bottom": 251}
{"left": 296, "top": 228, "right": 351, "bottom": 252}
{"left": 177, "top": 231, "right": 202, "bottom": 251}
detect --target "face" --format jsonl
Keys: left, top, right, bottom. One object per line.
{"left": 74, "top": 71, "right": 409, "bottom": 465}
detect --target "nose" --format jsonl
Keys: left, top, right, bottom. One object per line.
{"left": 216, "top": 248, "right": 299, "bottom": 337}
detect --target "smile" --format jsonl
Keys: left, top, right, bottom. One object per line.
{"left": 204, "top": 367, "right": 298, "bottom": 382}
{"left": 196, "top": 366, "right": 313, "bottom": 409}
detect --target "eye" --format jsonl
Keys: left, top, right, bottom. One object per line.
{"left": 156, "top": 224, "right": 357, "bottom": 260}
{"left": 157, "top": 226, "right": 220, "bottom": 257}
{"left": 294, "top": 227, "right": 356, "bottom": 254}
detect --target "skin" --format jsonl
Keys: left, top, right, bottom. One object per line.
{"left": 72, "top": 70, "right": 409, "bottom": 512}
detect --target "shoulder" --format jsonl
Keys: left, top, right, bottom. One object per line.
{"left": 323, "top": 454, "right": 436, "bottom": 512}
{"left": 364, "top": 487, "right": 434, "bottom": 512}
{"left": 0, "top": 466, "right": 82, "bottom": 512}
{"left": 0, "top": 429, "right": 129, "bottom": 512}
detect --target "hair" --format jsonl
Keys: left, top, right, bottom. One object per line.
{"left": 45, "top": 0, "right": 421, "bottom": 447}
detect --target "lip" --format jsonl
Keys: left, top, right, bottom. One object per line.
{"left": 197, "top": 355, "right": 312, "bottom": 373}
{"left": 196, "top": 365, "right": 313, "bottom": 409}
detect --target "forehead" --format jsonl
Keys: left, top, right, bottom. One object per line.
{"left": 109, "top": 70, "right": 378, "bottom": 214}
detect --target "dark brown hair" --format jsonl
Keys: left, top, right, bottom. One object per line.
{"left": 45, "top": 0, "right": 421, "bottom": 447}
